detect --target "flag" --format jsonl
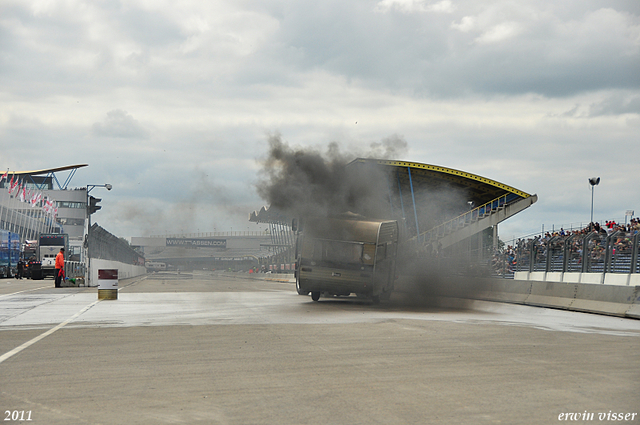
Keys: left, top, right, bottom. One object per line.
{"left": 44, "top": 198, "right": 56, "bottom": 215}
{"left": 42, "top": 198, "right": 51, "bottom": 214}
{"left": 31, "top": 192, "right": 42, "bottom": 207}
{"left": 19, "top": 185, "right": 26, "bottom": 202}
{"left": 7, "top": 175, "right": 14, "bottom": 193}
{"left": 0, "top": 170, "right": 7, "bottom": 183}
{"left": 10, "top": 178, "right": 20, "bottom": 195}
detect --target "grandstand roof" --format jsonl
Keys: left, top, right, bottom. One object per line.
{"left": 349, "top": 158, "right": 532, "bottom": 207}
{"left": 1, "top": 164, "right": 88, "bottom": 190}
{"left": 250, "top": 158, "right": 535, "bottom": 229}
{"left": 3, "top": 164, "right": 88, "bottom": 176}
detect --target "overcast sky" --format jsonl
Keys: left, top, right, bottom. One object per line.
{"left": 1, "top": 0, "right": 639, "bottom": 241}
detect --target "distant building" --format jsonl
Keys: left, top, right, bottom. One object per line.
{"left": 0, "top": 165, "right": 89, "bottom": 260}
{"left": 131, "top": 233, "right": 278, "bottom": 272}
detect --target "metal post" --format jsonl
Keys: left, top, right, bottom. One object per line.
{"left": 631, "top": 233, "right": 639, "bottom": 274}
{"left": 562, "top": 234, "right": 574, "bottom": 272}
{"left": 589, "top": 177, "right": 600, "bottom": 223}
{"left": 87, "top": 200, "right": 91, "bottom": 285}
{"left": 396, "top": 169, "right": 406, "bottom": 222}
{"left": 582, "top": 232, "right": 595, "bottom": 273}
{"left": 545, "top": 236, "right": 555, "bottom": 272}
{"left": 590, "top": 185, "right": 594, "bottom": 223}
{"left": 85, "top": 184, "right": 112, "bottom": 286}
{"left": 407, "top": 167, "right": 420, "bottom": 243}
{"left": 529, "top": 238, "right": 535, "bottom": 273}
{"left": 604, "top": 231, "right": 618, "bottom": 274}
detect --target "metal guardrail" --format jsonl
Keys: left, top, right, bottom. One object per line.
{"left": 417, "top": 193, "right": 518, "bottom": 245}
{"left": 64, "top": 260, "right": 86, "bottom": 278}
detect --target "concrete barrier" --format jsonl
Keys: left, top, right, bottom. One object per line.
{"left": 546, "top": 272, "right": 563, "bottom": 283}
{"left": 514, "top": 271, "right": 639, "bottom": 286}
{"left": 472, "top": 278, "right": 640, "bottom": 319}
{"left": 89, "top": 258, "right": 146, "bottom": 287}
{"left": 426, "top": 273, "right": 640, "bottom": 319}
{"left": 484, "top": 278, "right": 531, "bottom": 304}
{"left": 603, "top": 274, "right": 631, "bottom": 286}
{"left": 570, "top": 284, "right": 638, "bottom": 317}
{"left": 579, "top": 273, "right": 603, "bottom": 284}
{"left": 625, "top": 289, "right": 640, "bottom": 319}
{"left": 514, "top": 271, "right": 529, "bottom": 280}
{"left": 562, "top": 273, "right": 581, "bottom": 283}
{"left": 529, "top": 272, "right": 546, "bottom": 281}
{"left": 525, "top": 281, "right": 577, "bottom": 310}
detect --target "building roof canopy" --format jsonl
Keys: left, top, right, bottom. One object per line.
{"left": 350, "top": 158, "right": 532, "bottom": 207}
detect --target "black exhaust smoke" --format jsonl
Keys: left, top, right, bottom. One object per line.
{"left": 254, "top": 133, "right": 408, "bottom": 220}
{"left": 254, "top": 133, "right": 489, "bottom": 307}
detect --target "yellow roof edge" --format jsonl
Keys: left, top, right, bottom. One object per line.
{"left": 2, "top": 164, "right": 89, "bottom": 176}
{"left": 352, "top": 158, "right": 532, "bottom": 199}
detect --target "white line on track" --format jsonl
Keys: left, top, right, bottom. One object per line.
{"left": 0, "top": 285, "right": 50, "bottom": 298}
{"left": 0, "top": 299, "right": 101, "bottom": 365}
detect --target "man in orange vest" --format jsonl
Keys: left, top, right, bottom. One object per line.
{"left": 55, "top": 248, "right": 65, "bottom": 288}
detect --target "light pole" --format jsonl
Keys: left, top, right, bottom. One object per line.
{"left": 589, "top": 177, "right": 600, "bottom": 224}
{"left": 85, "top": 184, "right": 112, "bottom": 286}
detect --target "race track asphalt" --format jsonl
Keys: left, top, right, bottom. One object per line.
{"left": 1, "top": 272, "right": 639, "bottom": 425}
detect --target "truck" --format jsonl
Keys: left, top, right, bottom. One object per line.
{"left": 32, "top": 233, "right": 68, "bottom": 280}
{"left": 22, "top": 240, "right": 38, "bottom": 279}
{"left": 293, "top": 215, "right": 400, "bottom": 303}
{"left": 0, "top": 230, "right": 20, "bottom": 278}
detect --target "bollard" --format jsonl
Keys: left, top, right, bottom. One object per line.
{"left": 98, "top": 269, "right": 118, "bottom": 300}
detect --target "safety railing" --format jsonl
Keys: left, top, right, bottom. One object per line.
{"left": 64, "top": 260, "right": 86, "bottom": 278}
{"left": 502, "top": 231, "right": 640, "bottom": 276}
{"left": 418, "top": 193, "right": 520, "bottom": 245}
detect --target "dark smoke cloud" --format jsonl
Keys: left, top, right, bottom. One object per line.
{"left": 254, "top": 133, "right": 491, "bottom": 308}
{"left": 254, "top": 133, "right": 408, "bottom": 220}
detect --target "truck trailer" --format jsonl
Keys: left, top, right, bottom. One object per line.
{"left": 32, "top": 233, "right": 68, "bottom": 280}
{"left": 0, "top": 230, "right": 20, "bottom": 278}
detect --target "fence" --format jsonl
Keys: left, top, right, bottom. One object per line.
{"left": 492, "top": 230, "right": 640, "bottom": 278}
{"left": 89, "top": 223, "right": 144, "bottom": 265}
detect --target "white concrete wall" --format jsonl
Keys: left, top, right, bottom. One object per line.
{"left": 89, "top": 258, "right": 146, "bottom": 287}
{"left": 512, "top": 271, "right": 637, "bottom": 286}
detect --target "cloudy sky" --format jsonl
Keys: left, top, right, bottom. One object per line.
{"left": 1, "top": 0, "right": 638, "bottom": 241}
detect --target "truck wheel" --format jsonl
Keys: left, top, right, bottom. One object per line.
{"left": 311, "top": 291, "right": 321, "bottom": 301}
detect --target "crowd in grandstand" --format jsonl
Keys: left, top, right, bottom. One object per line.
{"left": 492, "top": 218, "right": 640, "bottom": 276}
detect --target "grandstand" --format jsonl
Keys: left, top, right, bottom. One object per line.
{"left": 251, "top": 158, "right": 538, "bottom": 267}
{"left": 493, "top": 218, "right": 640, "bottom": 279}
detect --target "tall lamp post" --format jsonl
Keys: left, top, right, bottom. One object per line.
{"left": 589, "top": 177, "right": 600, "bottom": 224}
{"left": 85, "top": 184, "right": 112, "bottom": 286}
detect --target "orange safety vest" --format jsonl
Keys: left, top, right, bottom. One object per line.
{"left": 55, "top": 252, "right": 65, "bottom": 269}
